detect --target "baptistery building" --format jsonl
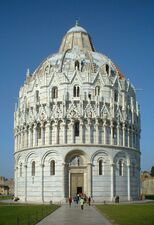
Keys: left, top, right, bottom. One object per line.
{"left": 14, "top": 23, "right": 141, "bottom": 203}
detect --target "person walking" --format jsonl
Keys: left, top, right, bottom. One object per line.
{"left": 88, "top": 196, "right": 91, "bottom": 206}
{"left": 80, "top": 197, "right": 84, "bottom": 210}
{"left": 68, "top": 196, "right": 72, "bottom": 207}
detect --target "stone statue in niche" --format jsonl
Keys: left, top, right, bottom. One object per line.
{"left": 70, "top": 156, "right": 82, "bottom": 166}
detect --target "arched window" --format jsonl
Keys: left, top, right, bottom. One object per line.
{"left": 75, "top": 60, "right": 80, "bottom": 70}
{"left": 73, "top": 85, "right": 80, "bottom": 97}
{"left": 99, "top": 159, "right": 103, "bottom": 175}
{"left": 20, "top": 163, "right": 22, "bottom": 177}
{"left": 119, "top": 160, "right": 123, "bottom": 176}
{"left": 95, "top": 86, "right": 100, "bottom": 96}
{"left": 74, "top": 121, "right": 79, "bottom": 136}
{"left": 32, "top": 161, "right": 35, "bottom": 176}
{"left": 52, "top": 87, "right": 58, "bottom": 99}
{"left": 50, "top": 160, "right": 55, "bottom": 175}
{"left": 114, "top": 91, "right": 118, "bottom": 102}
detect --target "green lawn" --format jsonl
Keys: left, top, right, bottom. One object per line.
{"left": 0, "top": 204, "right": 59, "bottom": 225}
{"left": 96, "top": 203, "right": 154, "bottom": 225}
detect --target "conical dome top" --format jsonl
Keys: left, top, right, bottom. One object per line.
{"left": 59, "top": 22, "right": 95, "bottom": 52}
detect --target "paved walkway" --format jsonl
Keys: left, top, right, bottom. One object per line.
{"left": 36, "top": 203, "right": 113, "bottom": 225}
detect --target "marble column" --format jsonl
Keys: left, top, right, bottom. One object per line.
{"left": 127, "top": 128, "right": 130, "bottom": 147}
{"left": 87, "top": 163, "right": 92, "bottom": 197}
{"left": 62, "top": 121, "right": 66, "bottom": 144}
{"left": 123, "top": 123, "right": 126, "bottom": 147}
{"left": 103, "top": 120, "right": 106, "bottom": 144}
{"left": 54, "top": 121, "right": 59, "bottom": 144}
{"left": 41, "top": 122, "right": 44, "bottom": 145}
{"left": 88, "top": 119, "right": 91, "bottom": 144}
{"left": 41, "top": 164, "right": 44, "bottom": 202}
{"left": 110, "top": 163, "right": 114, "bottom": 201}
{"left": 80, "top": 121, "right": 83, "bottom": 144}
{"left": 15, "top": 166, "right": 18, "bottom": 197}
{"left": 110, "top": 121, "right": 114, "bottom": 145}
{"left": 117, "top": 122, "right": 120, "bottom": 146}
{"left": 62, "top": 163, "right": 66, "bottom": 199}
{"left": 96, "top": 119, "right": 99, "bottom": 144}
{"left": 33, "top": 123, "right": 37, "bottom": 146}
{"left": 24, "top": 165, "right": 27, "bottom": 202}
{"left": 70, "top": 120, "right": 74, "bottom": 144}
{"left": 127, "top": 164, "right": 130, "bottom": 201}
{"left": 45, "top": 121, "right": 51, "bottom": 145}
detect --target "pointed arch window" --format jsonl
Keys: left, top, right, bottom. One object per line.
{"left": 32, "top": 161, "right": 35, "bottom": 176}
{"left": 36, "top": 90, "right": 40, "bottom": 102}
{"left": 74, "top": 121, "right": 79, "bottom": 136}
{"left": 52, "top": 87, "right": 58, "bottom": 99}
{"left": 105, "top": 64, "right": 109, "bottom": 75}
{"left": 114, "top": 91, "right": 118, "bottom": 102}
{"left": 73, "top": 85, "right": 80, "bottom": 97}
{"left": 50, "top": 160, "right": 55, "bottom": 175}
{"left": 95, "top": 86, "right": 100, "bottom": 96}
{"left": 119, "top": 160, "right": 123, "bottom": 176}
{"left": 37, "top": 123, "right": 41, "bottom": 139}
{"left": 75, "top": 60, "right": 80, "bottom": 70}
{"left": 20, "top": 163, "right": 22, "bottom": 177}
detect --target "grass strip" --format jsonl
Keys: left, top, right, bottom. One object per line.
{"left": 96, "top": 203, "right": 154, "bottom": 225}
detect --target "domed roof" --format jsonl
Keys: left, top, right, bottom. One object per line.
{"left": 67, "top": 24, "right": 87, "bottom": 34}
{"left": 59, "top": 22, "right": 95, "bottom": 52}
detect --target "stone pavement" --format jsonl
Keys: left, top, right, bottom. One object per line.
{"left": 36, "top": 203, "right": 113, "bottom": 225}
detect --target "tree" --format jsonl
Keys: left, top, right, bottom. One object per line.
{"left": 150, "top": 166, "right": 154, "bottom": 177}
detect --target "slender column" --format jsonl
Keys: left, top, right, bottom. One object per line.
{"left": 41, "top": 122, "right": 44, "bottom": 145}
{"left": 24, "top": 165, "right": 27, "bottom": 202}
{"left": 123, "top": 123, "right": 126, "bottom": 147}
{"left": 21, "top": 129, "right": 24, "bottom": 148}
{"left": 41, "top": 164, "right": 44, "bottom": 202}
{"left": 62, "top": 163, "right": 66, "bottom": 200}
{"left": 88, "top": 119, "right": 91, "bottom": 144}
{"left": 54, "top": 121, "right": 59, "bottom": 144}
{"left": 15, "top": 166, "right": 18, "bottom": 197}
{"left": 14, "top": 131, "right": 17, "bottom": 152}
{"left": 96, "top": 119, "right": 99, "bottom": 144}
{"left": 80, "top": 121, "right": 83, "bottom": 144}
{"left": 70, "top": 120, "right": 74, "bottom": 144}
{"left": 33, "top": 123, "right": 37, "bottom": 146}
{"left": 45, "top": 121, "right": 51, "bottom": 145}
{"left": 117, "top": 122, "right": 120, "bottom": 146}
{"left": 110, "top": 163, "right": 114, "bottom": 201}
{"left": 103, "top": 120, "right": 106, "bottom": 144}
{"left": 62, "top": 121, "right": 66, "bottom": 144}
{"left": 18, "top": 133, "right": 20, "bottom": 150}
{"left": 110, "top": 121, "right": 114, "bottom": 145}
{"left": 69, "top": 170, "right": 71, "bottom": 197}
{"left": 127, "top": 128, "right": 130, "bottom": 147}
{"left": 127, "top": 164, "right": 130, "bottom": 201}
{"left": 131, "top": 128, "right": 134, "bottom": 148}
{"left": 87, "top": 163, "right": 92, "bottom": 197}
{"left": 26, "top": 128, "right": 28, "bottom": 148}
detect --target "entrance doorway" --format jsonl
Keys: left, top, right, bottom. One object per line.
{"left": 70, "top": 173, "right": 83, "bottom": 197}
{"left": 77, "top": 186, "right": 82, "bottom": 194}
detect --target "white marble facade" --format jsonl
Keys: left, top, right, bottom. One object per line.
{"left": 14, "top": 23, "right": 141, "bottom": 203}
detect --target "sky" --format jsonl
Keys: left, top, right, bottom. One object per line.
{"left": 0, "top": 0, "right": 154, "bottom": 179}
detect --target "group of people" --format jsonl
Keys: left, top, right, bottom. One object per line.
{"left": 69, "top": 194, "right": 91, "bottom": 210}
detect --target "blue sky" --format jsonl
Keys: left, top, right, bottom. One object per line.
{"left": 0, "top": 0, "right": 154, "bottom": 178}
